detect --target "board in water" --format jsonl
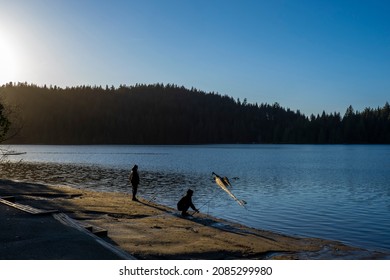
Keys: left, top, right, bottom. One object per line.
{"left": 212, "top": 172, "right": 247, "bottom": 208}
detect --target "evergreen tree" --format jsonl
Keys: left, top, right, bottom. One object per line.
{"left": 0, "top": 83, "right": 389, "bottom": 144}
{"left": 0, "top": 101, "right": 10, "bottom": 142}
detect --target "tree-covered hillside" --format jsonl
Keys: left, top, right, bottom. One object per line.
{"left": 1, "top": 82, "right": 389, "bottom": 144}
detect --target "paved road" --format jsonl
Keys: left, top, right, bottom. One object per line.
{"left": 0, "top": 203, "right": 130, "bottom": 260}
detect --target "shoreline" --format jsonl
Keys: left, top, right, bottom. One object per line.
{"left": 2, "top": 149, "right": 390, "bottom": 255}
{"left": 1, "top": 179, "right": 388, "bottom": 260}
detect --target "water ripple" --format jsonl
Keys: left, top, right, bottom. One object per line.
{"left": 2, "top": 144, "right": 390, "bottom": 255}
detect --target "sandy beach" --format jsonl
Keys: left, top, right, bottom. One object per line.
{"left": 1, "top": 178, "right": 388, "bottom": 260}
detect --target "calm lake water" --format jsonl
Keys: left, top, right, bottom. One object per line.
{"left": 2, "top": 144, "right": 390, "bottom": 254}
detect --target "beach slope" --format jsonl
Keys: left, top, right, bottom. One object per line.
{"left": 0, "top": 179, "right": 385, "bottom": 260}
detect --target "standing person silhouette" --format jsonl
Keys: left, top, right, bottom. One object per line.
{"left": 177, "top": 189, "right": 199, "bottom": 216}
{"left": 129, "top": 164, "right": 139, "bottom": 201}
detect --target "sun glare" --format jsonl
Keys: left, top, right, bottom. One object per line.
{"left": 0, "top": 33, "right": 19, "bottom": 85}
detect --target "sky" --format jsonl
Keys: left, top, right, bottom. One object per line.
{"left": 0, "top": 0, "right": 389, "bottom": 116}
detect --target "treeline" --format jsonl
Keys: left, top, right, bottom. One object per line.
{"left": 1, "top": 82, "right": 389, "bottom": 144}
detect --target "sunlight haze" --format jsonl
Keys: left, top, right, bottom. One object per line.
{"left": 0, "top": 0, "right": 389, "bottom": 116}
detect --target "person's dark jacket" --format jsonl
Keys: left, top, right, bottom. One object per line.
{"left": 130, "top": 170, "right": 139, "bottom": 185}
{"left": 177, "top": 194, "right": 196, "bottom": 211}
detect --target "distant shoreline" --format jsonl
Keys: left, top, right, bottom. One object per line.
{"left": 2, "top": 84, "right": 389, "bottom": 145}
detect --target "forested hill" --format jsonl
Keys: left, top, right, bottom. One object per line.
{"left": 1, "top": 82, "right": 390, "bottom": 144}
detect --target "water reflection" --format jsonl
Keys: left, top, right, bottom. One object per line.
{"left": 1, "top": 144, "right": 390, "bottom": 254}
{"left": 0, "top": 161, "right": 215, "bottom": 206}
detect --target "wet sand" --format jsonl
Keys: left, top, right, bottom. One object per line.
{"left": 0, "top": 179, "right": 387, "bottom": 260}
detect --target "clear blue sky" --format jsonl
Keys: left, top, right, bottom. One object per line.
{"left": 1, "top": 0, "right": 389, "bottom": 116}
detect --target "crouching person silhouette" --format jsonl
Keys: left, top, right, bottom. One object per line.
{"left": 177, "top": 189, "right": 199, "bottom": 217}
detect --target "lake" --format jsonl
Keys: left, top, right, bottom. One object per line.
{"left": 1, "top": 144, "right": 390, "bottom": 255}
